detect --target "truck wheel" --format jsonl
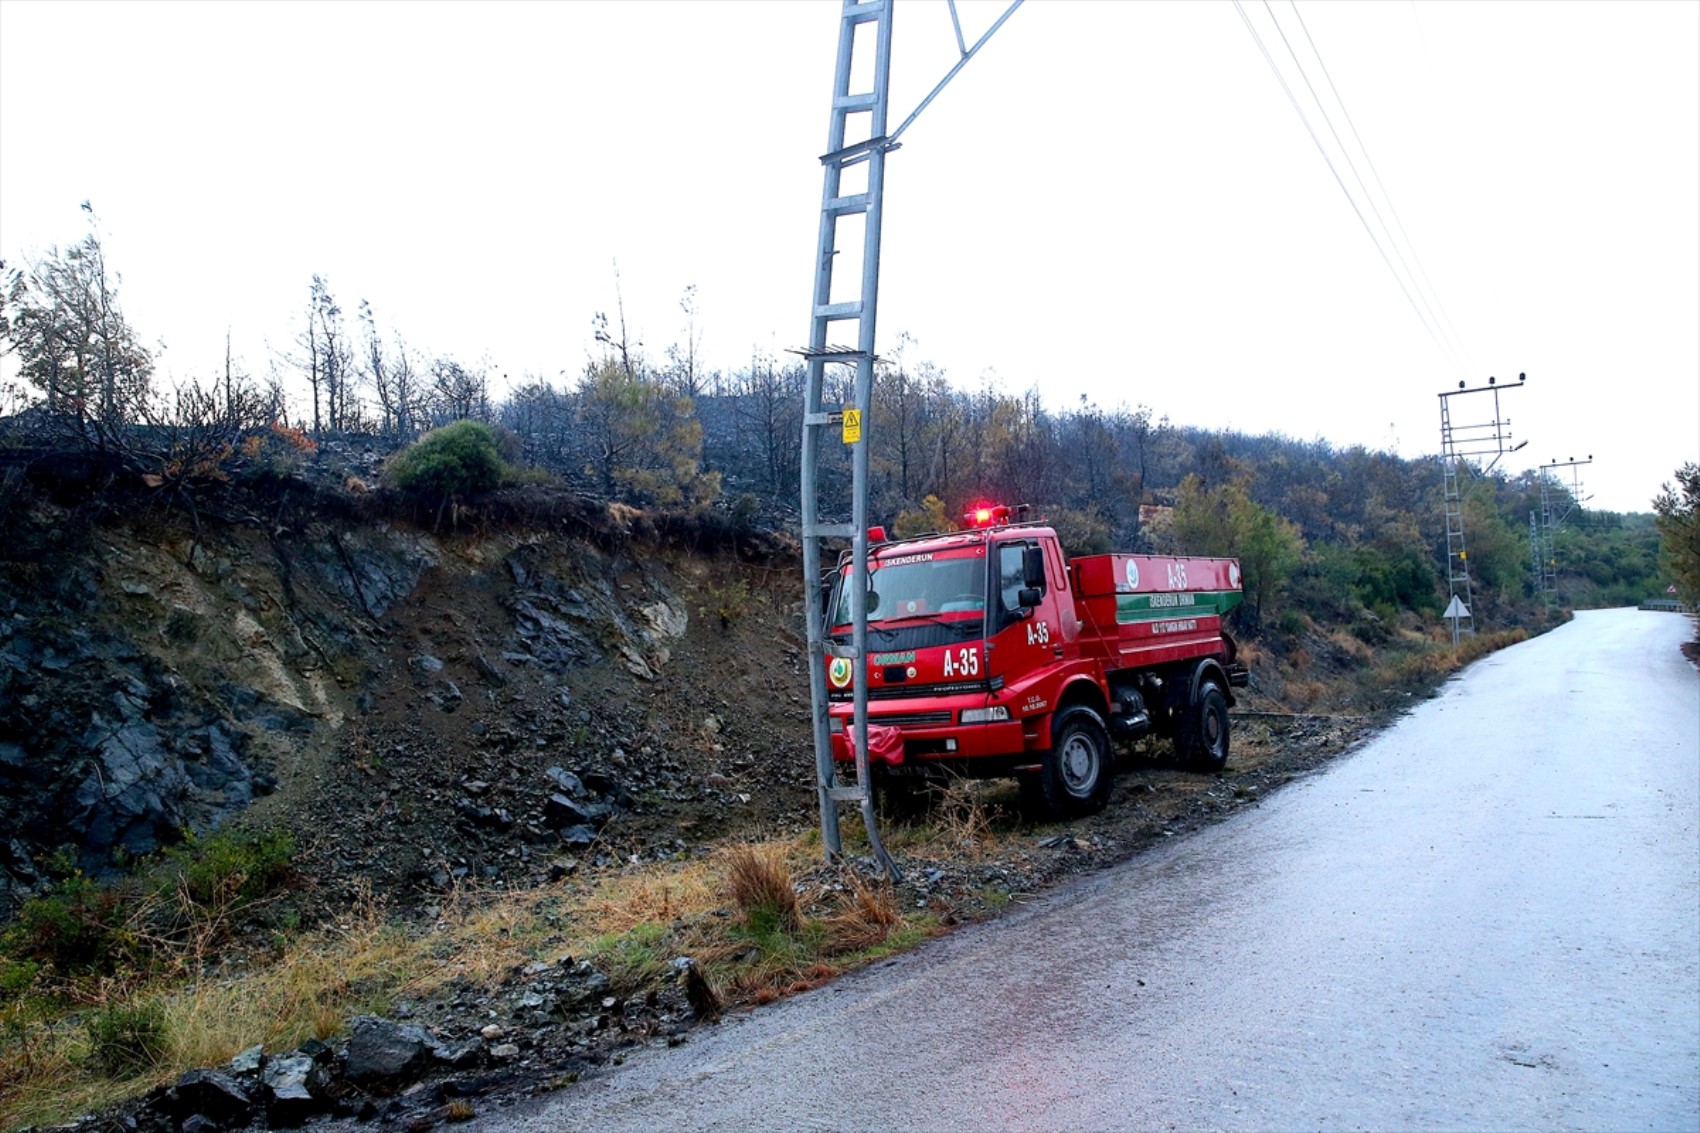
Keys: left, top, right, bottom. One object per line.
{"left": 1023, "top": 708, "right": 1112, "bottom": 819}
{"left": 873, "top": 770, "right": 932, "bottom": 821}
{"left": 1176, "top": 680, "right": 1230, "bottom": 773}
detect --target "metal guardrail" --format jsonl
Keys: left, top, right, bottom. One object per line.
{"left": 1639, "top": 599, "right": 1694, "bottom": 613}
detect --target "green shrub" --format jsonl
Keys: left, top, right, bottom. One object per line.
{"left": 0, "top": 957, "right": 41, "bottom": 999}
{"left": 702, "top": 580, "right": 751, "bottom": 627}
{"left": 1, "top": 829, "right": 294, "bottom": 978}
{"left": 163, "top": 827, "right": 295, "bottom": 907}
{"left": 86, "top": 1001, "right": 167, "bottom": 1076}
{"left": 729, "top": 493, "right": 760, "bottom": 529}
{"left": 1294, "top": 543, "right": 1361, "bottom": 623}
{"left": 1351, "top": 544, "right": 1440, "bottom": 616}
{"left": 3, "top": 875, "right": 138, "bottom": 975}
{"left": 385, "top": 420, "right": 507, "bottom": 500}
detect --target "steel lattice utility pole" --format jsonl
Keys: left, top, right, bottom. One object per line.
{"left": 1537, "top": 455, "right": 1593, "bottom": 601}
{"left": 1437, "top": 373, "right": 1527, "bottom": 639}
{"left": 1536, "top": 503, "right": 1550, "bottom": 592}
{"left": 798, "top": 0, "right": 1022, "bottom": 877}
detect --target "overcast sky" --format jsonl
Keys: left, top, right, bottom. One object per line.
{"left": 1, "top": 0, "right": 1694, "bottom": 512}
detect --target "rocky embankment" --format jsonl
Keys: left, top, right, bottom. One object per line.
{"left": 0, "top": 477, "right": 806, "bottom": 920}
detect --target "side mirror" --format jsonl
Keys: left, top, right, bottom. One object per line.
{"left": 1022, "top": 546, "right": 1046, "bottom": 589}
{"left": 1017, "top": 586, "right": 1042, "bottom": 609}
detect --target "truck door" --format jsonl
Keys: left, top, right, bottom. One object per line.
{"left": 987, "top": 538, "right": 1064, "bottom": 705}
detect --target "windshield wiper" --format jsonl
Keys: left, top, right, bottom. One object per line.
{"left": 867, "top": 615, "right": 981, "bottom": 639}
{"left": 870, "top": 612, "right": 956, "bottom": 629}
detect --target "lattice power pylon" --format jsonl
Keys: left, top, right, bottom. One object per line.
{"left": 1537, "top": 455, "right": 1593, "bottom": 601}
{"left": 1536, "top": 510, "right": 1550, "bottom": 595}
{"left": 1437, "top": 374, "right": 1527, "bottom": 635}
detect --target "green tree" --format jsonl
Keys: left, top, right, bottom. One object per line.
{"left": 576, "top": 361, "right": 716, "bottom": 506}
{"left": 1462, "top": 493, "right": 1526, "bottom": 604}
{"left": 1044, "top": 504, "right": 1115, "bottom": 557}
{"left": 1169, "top": 474, "right": 1303, "bottom": 623}
{"left": 1168, "top": 473, "right": 1237, "bottom": 557}
{"left": 1654, "top": 463, "right": 1700, "bottom": 606}
{"left": 892, "top": 494, "right": 950, "bottom": 538}
{"left": 1351, "top": 539, "right": 1440, "bottom": 617}
{"left": 1236, "top": 495, "right": 1304, "bottom": 623}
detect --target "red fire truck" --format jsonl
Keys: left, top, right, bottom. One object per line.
{"left": 826, "top": 504, "right": 1249, "bottom": 818}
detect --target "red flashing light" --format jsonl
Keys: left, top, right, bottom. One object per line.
{"left": 867, "top": 525, "right": 887, "bottom": 543}
{"left": 964, "top": 502, "right": 1011, "bottom": 528}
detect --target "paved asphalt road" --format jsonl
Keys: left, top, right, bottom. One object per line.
{"left": 476, "top": 608, "right": 1699, "bottom": 1132}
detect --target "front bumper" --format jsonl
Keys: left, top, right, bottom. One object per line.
{"left": 828, "top": 711, "right": 1028, "bottom": 767}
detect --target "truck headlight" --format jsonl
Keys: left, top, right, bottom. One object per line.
{"left": 829, "top": 717, "right": 844, "bottom": 734}
{"left": 960, "top": 706, "right": 1010, "bottom": 724}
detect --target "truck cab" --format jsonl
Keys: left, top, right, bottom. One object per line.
{"left": 822, "top": 510, "right": 1088, "bottom": 792}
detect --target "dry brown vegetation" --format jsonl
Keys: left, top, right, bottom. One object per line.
{"left": 724, "top": 844, "right": 801, "bottom": 932}
{"left": 0, "top": 836, "right": 937, "bottom": 1131}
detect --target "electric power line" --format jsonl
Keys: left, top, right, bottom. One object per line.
{"left": 1264, "top": 0, "right": 1464, "bottom": 374}
{"left": 1231, "top": 0, "right": 1455, "bottom": 370}
{"left": 1287, "top": 0, "right": 1471, "bottom": 371}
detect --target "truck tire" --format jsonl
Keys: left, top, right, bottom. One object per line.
{"left": 1176, "top": 680, "right": 1230, "bottom": 773}
{"left": 873, "top": 769, "right": 933, "bottom": 821}
{"left": 1021, "top": 707, "right": 1113, "bottom": 819}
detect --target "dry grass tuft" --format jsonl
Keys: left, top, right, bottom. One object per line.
{"left": 934, "top": 779, "right": 998, "bottom": 853}
{"left": 880, "top": 779, "right": 1020, "bottom": 864}
{"left": 822, "top": 868, "right": 901, "bottom": 952}
{"left": 844, "top": 871, "right": 900, "bottom": 930}
{"left": 1458, "top": 628, "right": 1529, "bottom": 663}
{"left": 723, "top": 844, "right": 800, "bottom": 932}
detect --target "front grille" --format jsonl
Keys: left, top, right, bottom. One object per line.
{"left": 831, "top": 679, "right": 991, "bottom": 702}
{"left": 871, "top": 711, "right": 952, "bottom": 727}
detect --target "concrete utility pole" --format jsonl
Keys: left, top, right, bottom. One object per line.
{"left": 797, "top": 0, "right": 1022, "bottom": 877}
{"left": 1437, "top": 373, "right": 1527, "bottom": 636}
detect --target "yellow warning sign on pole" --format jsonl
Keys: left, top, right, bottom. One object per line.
{"left": 841, "top": 408, "right": 862, "bottom": 444}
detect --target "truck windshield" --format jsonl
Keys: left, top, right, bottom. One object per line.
{"left": 833, "top": 554, "right": 985, "bottom": 627}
